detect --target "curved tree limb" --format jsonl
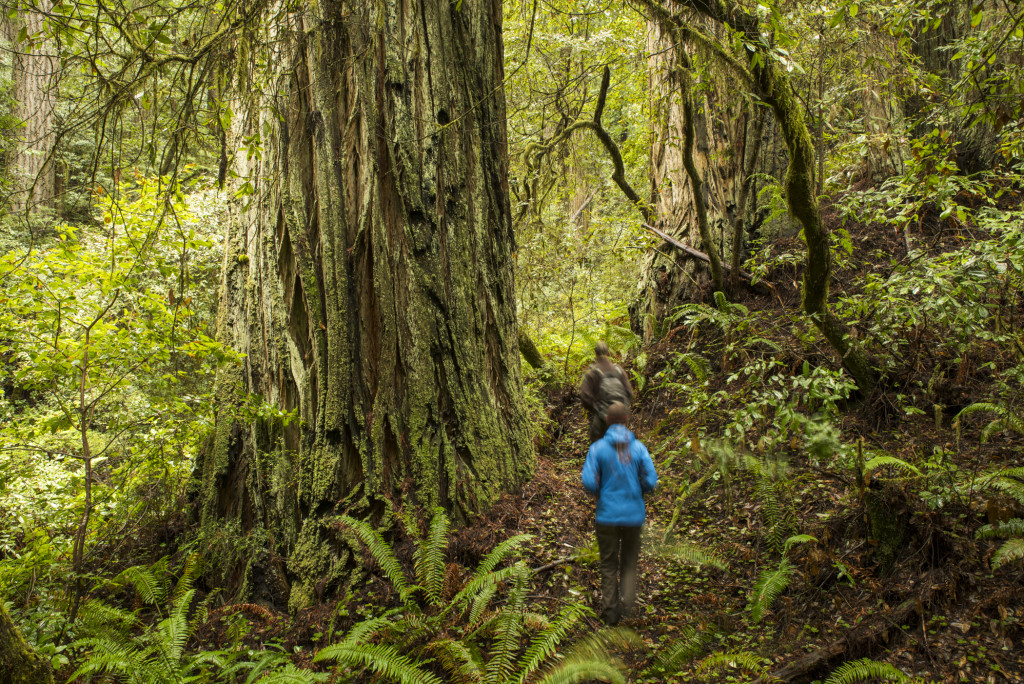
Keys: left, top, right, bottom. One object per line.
{"left": 522, "top": 67, "right": 653, "bottom": 224}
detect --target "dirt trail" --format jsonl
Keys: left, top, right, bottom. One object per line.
{"left": 503, "top": 386, "right": 1024, "bottom": 683}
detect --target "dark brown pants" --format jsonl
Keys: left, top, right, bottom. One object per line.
{"left": 595, "top": 523, "right": 642, "bottom": 626}
{"left": 589, "top": 413, "right": 607, "bottom": 443}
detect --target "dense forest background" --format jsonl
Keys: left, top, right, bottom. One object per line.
{"left": 1, "top": 0, "right": 1023, "bottom": 682}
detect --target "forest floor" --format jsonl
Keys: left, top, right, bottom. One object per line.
{"left": 190, "top": 212, "right": 1024, "bottom": 683}
{"left": 217, "top": 372, "right": 1024, "bottom": 683}
{"left": 455, "top": 378, "right": 1024, "bottom": 683}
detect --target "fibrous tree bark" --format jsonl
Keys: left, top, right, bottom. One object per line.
{"left": 3, "top": 0, "right": 56, "bottom": 213}
{"left": 196, "top": 0, "right": 533, "bottom": 610}
{"left": 633, "top": 15, "right": 752, "bottom": 338}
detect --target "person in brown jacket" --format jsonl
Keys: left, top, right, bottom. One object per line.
{"left": 579, "top": 341, "right": 634, "bottom": 443}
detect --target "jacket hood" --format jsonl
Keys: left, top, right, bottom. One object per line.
{"left": 605, "top": 424, "right": 634, "bottom": 445}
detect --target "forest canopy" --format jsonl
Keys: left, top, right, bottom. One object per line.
{"left": 2, "top": 0, "right": 1024, "bottom": 682}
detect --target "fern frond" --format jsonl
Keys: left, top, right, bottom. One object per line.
{"left": 69, "top": 635, "right": 148, "bottom": 681}
{"left": 454, "top": 563, "right": 519, "bottom": 612}
{"left": 173, "top": 552, "right": 203, "bottom": 602}
{"left": 981, "top": 417, "right": 1010, "bottom": 443}
{"left": 755, "top": 476, "right": 795, "bottom": 554}
{"left": 746, "top": 337, "right": 783, "bottom": 351}
{"left": 258, "top": 664, "right": 331, "bottom": 682}
{"left": 535, "top": 626, "right": 639, "bottom": 684}
{"left": 696, "top": 650, "right": 764, "bottom": 675}
{"left": 188, "top": 649, "right": 232, "bottom": 672}
{"left": 992, "top": 538, "right": 1024, "bottom": 569}
{"left": 975, "top": 518, "right": 1024, "bottom": 540}
{"left": 783, "top": 534, "right": 818, "bottom": 555}
{"left": 340, "top": 514, "right": 410, "bottom": 597}
{"left": 981, "top": 475, "right": 1024, "bottom": 506}
{"left": 748, "top": 558, "right": 794, "bottom": 624}
{"left": 470, "top": 534, "right": 533, "bottom": 580}
{"left": 428, "top": 638, "right": 484, "bottom": 683}
{"left": 824, "top": 657, "right": 909, "bottom": 683}
{"left": 515, "top": 602, "right": 590, "bottom": 683}
{"left": 955, "top": 402, "right": 1002, "bottom": 421}
{"left": 161, "top": 587, "right": 195, "bottom": 663}
{"left": 954, "top": 402, "right": 1024, "bottom": 442}
{"left": 414, "top": 507, "right": 450, "bottom": 606}
{"left": 340, "top": 610, "right": 402, "bottom": 646}
{"left": 77, "top": 597, "right": 140, "bottom": 633}
{"left": 466, "top": 581, "right": 500, "bottom": 632}
{"left": 466, "top": 612, "right": 501, "bottom": 641}
{"left": 678, "top": 353, "right": 711, "bottom": 383}
{"left": 863, "top": 455, "right": 922, "bottom": 477}
{"left": 238, "top": 649, "right": 293, "bottom": 684}
{"left": 484, "top": 562, "right": 530, "bottom": 684}
{"left": 534, "top": 659, "right": 625, "bottom": 684}
{"left": 116, "top": 563, "right": 167, "bottom": 607}
{"left": 655, "top": 541, "right": 729, "bottom": 570}
{"left": 562, "top": 627, "right": 642, "bottom": 663}
{"left": 313, "top": 643, "right": 443, "bottom": 684}
{"left": 651, "top": 625, "right": 714, "bottom": 675}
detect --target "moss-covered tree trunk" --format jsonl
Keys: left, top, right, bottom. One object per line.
{"left": 0, "top": 604, "right": 53, "bottom": 684}
{"left": 196, "top": 0, "right": 533, "bottom": 610}
{"left": 2, "top": 0, "right": 56, "bottom": 213}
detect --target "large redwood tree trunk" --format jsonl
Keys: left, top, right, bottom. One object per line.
{"left": 196, "top": 0, "right": 533, "bottom": 610}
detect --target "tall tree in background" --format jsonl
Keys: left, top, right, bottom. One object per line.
{"left": 638, "top": 0, "right": 877, "bottom": 392}
{"left": 195, "top": 0, "right": 534, "bottom": 609}
{"left": 3, "top": 0, "right": 56, "bottom": 213}
{"left": 633, "top": 15, "right": 759, "bottom": 337}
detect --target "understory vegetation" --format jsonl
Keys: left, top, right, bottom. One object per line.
{"left": 3, "top": 0, "right": 1024, "bottom": 682}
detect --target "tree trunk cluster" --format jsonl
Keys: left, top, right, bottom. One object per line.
{"left": 633, "top": 16, "right": 756, "bottom": 339}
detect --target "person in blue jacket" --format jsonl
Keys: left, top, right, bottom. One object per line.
{"left": 581, "top": 402, "right": 658, "bottom": 626}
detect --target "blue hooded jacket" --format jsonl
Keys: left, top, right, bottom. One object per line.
{"left": 581, "top": 424, "right": 658, "bottom": 527}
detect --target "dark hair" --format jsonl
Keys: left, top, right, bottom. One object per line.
{"left": 595, "top": 340, "right": 610, "bottom": 358}
{"left": 605, "top": 402, "right": 630, "bottom": 425}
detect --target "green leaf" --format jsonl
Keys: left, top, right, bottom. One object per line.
{"left": 748, "top": 559, "right": 793, "bottom": 624}
{"left": 783, "top": 534, "right": 818, "bottom": 554}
